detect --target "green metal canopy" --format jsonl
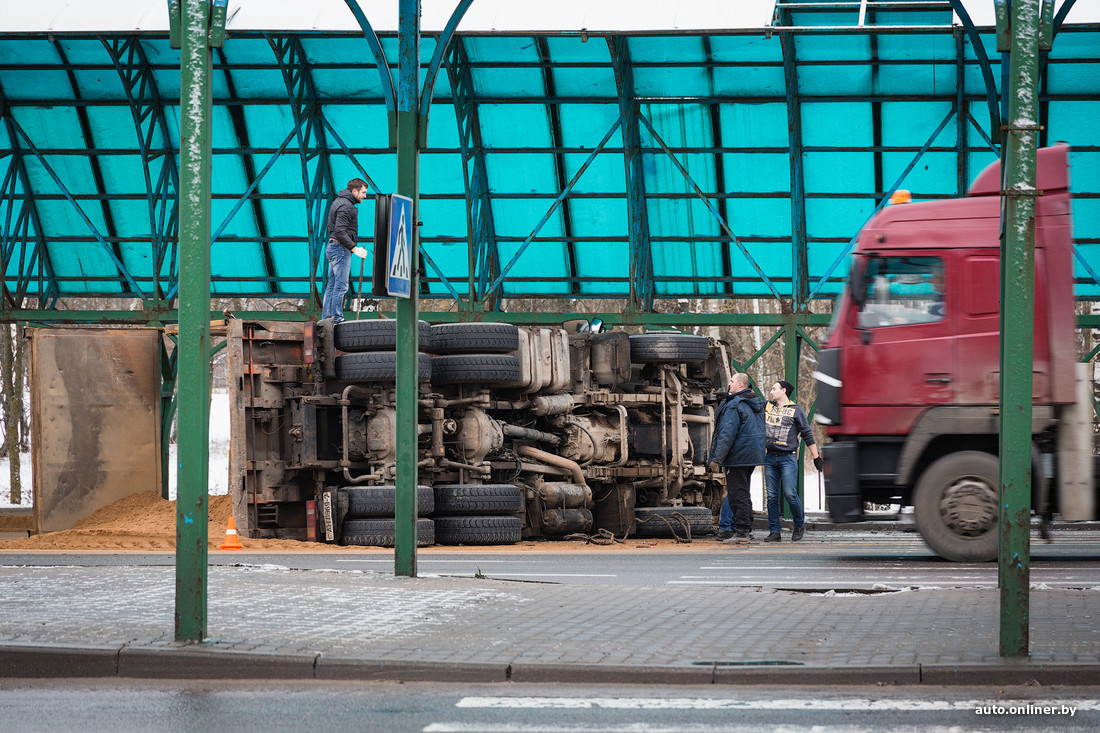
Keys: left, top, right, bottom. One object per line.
{"left": 1, "top": 0, "right": 1098, "bottom": 317}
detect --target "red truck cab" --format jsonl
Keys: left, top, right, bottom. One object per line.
{"left": 816, "top": 145, "right": 1090, "bottom": 561}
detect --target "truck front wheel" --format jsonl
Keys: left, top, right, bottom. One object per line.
{"left": 913, "top": 451, "right": 999, "bottom": 562}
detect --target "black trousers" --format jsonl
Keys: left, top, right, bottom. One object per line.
{"left": 725, "top": 465, "right": 755, "bottom": 533}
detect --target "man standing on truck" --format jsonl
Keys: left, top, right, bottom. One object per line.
{"left": 321, "top": 178, "right": 370, "bottom": 323}
{"left": 709, "top": 373, "right": 765, "bottom": 543}
{"left": 763, "top": 380, "right": 823, "bottom": 542}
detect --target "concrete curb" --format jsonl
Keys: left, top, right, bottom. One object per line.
{"left": 5, "top": 644, "right": 1100, "bottom": 686}
{"left": 117, "top": 645, "right": 318, "bottom": 680}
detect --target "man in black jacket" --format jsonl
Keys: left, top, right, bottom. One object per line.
{"left": 321, "top": 179, "right": 370, "bottom": 323}
{"left": 709, "top": 373, "right": 766, "bottom": 543}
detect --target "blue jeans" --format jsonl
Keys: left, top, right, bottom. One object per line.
{"left": 322, "top": 240, "right": 352, "bottom": 322}
{"left": 765, "top": 451, "right": 804, "bottom": 533}
{"left": 719, "top": 496, "right": 733, "bottom": 532}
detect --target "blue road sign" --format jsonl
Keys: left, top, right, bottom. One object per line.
{"left": 387, "top": 193, "right": 413, "bottom": 298}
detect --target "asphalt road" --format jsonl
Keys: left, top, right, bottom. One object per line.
{"left": 0, "top": 680, "right": 1097, "bottom": 733}
{"left": 4, "top": 530, "right": 1100, "bottom": 590}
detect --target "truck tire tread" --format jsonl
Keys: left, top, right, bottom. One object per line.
{"left": 341, "top": 518, "right": 435, "bottom": 547}
{"left": 430, "top": 323, "right": 520, "bottom": 354}
{"left": 430, "top": 354, "right": 521, "bottom": 385}
{"left": 434, "top": 515, "right": 522, "bottom": 545}
{"left": 433, "top": 484, "right": 524, "bottom": 515}
{"left": 344, "top": 485, "right": 434, "bottom": 518}
{"left": 334, "top": 319, "right": 432, "bottom": 352}
{"left": 335, "top": 351, "right": 431, "bottom": 382}
{"left": 628, "top": 333, "right": 709, "bottom": 364}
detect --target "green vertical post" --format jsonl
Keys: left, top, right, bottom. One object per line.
{"left": 393, "top": 0, "right": 421, "bottom": 577}
{"left": 175, "top": 0, "right": 214, "bottom": 642}
{"left": 999, "top": 0, "right": 1041, "bottom": 658}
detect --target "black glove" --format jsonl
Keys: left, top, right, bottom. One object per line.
{"left": 813, "top": 456, "right": 824, "bottom": 471}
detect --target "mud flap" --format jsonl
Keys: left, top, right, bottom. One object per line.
{"left": 823, "top": 441, "right": 865, "bottom": 522}
{"left": 316, "top": 318, "right": 337, "bottom": 380}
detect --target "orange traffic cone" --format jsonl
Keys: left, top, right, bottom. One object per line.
{"left": 219, "top": 516, "right": 243, "bottom": 550}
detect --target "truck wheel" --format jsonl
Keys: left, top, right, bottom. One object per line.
{"left": 340, "top": 518, "right": 435, "bottom": 547}
{"left": 913, "top": 451, "right": 999, "bottom": 562}
{"left": 430, "top": 323, "right": 520, "bottom": 354}
{"left": 434, "top": 516, "right": 522, "bottom": 545}
{"left": 334, "top": 319, "right": 432, "bottom": 352}
{"left": 430, "top": 354, "right": 521, "bottom": 385}
{"left": 344, "top": 485, "right": 434, "bottom": 518}
{"left": 433, "top": 484, "right": 524, "bottom": 515}
{"left": 628, "top": 333, "right": 709, "bottom": 364}
{"left": 633, "top": 506, "right": 715, "bottom": 538}
{"left": 335, "top": 352, "right": 431, "bottom": 382}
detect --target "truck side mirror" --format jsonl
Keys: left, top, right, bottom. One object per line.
{"left": 849, "top": 260, "right": 867, "bottom": 309}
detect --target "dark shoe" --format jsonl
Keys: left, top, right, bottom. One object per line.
{"left": 716, "top": 530, "right": 734, "bottom": 541}
{"left": 792, "top": 526, "right": 805, "bottom": 541}
{"left": 722, "top": 530, "right": 752, "bottom": 544}
{"left": 763, "top": 532, "right": 781, "bottom": 542}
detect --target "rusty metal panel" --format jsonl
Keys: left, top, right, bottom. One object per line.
{"left": 30, "top": 328, "right": 163, "bottom": 532}
{"left": 227, "top": 319, "right": 311, "bottom": 538}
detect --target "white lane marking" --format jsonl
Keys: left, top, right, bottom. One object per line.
{"left": 454, "top": 696, "right": 1100, "bottom": 711}
{"left": 475, "top": 573, "right": 617, "bottom": 578}
{"left": 336, "top": 559, "right": 527, "bottom": 564}
{"left": 427, "top": 726, "right": 1024, "bottom": 733}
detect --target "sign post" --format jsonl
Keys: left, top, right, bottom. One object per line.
{"left": 387, "top": 194, "right": 413, "bottom": 299}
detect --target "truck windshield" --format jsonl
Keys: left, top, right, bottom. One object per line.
{"left": 857, "top": 256, "right": 944, "bottom": 329}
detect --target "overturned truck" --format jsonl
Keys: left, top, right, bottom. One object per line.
{"left": 227, "top": 319, "right": 732, "bottom": 545}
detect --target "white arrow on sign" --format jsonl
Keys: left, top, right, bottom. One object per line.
{"left": 390, "top": 206, "right": 410, "bottom": 282}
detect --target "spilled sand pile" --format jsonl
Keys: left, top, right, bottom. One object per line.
{"left": 0, "top": 492, "right": 705, "bottom": 553}
{"left": 0, "top": 491, "right": 338, "bottom": 552}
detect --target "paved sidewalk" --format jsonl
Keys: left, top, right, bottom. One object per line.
{"left": 3, "top": 556, "right": 1100, "bottom": 686}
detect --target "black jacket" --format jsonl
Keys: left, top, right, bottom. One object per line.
{"left": 709, "top": 388, "right": 766, "bottom": 467}
{"left": 326, "top": 189, "right": 361, "bottom": 252}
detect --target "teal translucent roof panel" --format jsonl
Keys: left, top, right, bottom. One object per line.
{"left": 1, "top": 8, "right": 1098, "bottom": 307}
{"left": 421, "top": 240, "right": 469, "bottom": 296}
{"left": 561, "top": 151, "right": 624, "bottom": 194}
{"left": 798, "top": 63, "right": 872, "bottom": 96}
{"left": 806, "top": 198, "right": 876, "bottom": 240}
{"left": 800, "top": 102, "right": 872, "bottom": 147}
{"left": 496, "top": 241, "right": 571, "bottom": 296}
{"left": 726, "top": 198, "right": 791, "bottom": 239}
{"left": 572, "top": 240, "right": 629, "bottom": 296}
{"left": 710, "top": 64, "right": 786, "bottom": 96}
{"left": 882, "top": 151, "right": 958, "bottom": 196}
{"left": 480, "top": 104, "right": 553, "bottom": 148}
{"left": 550, "top": 66, "right": 617, "bottom": 98}
{"left": 485, "top": 153, "right": 559, "bottom": 195}
{"left": 211, "top": 240, "right": 267, "bottom": 294}
{"left": 804, "top": 152, "right": 875, "bottom": 195}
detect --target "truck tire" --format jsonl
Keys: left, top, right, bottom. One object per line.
{"left": 913, "top": 451, "right": 999, "bottom": 562}
{"left": 633, "top": 506, "right": 715, "bottom": 538}
{"left": 344, "top": 485, "right": 434, "bottom": 518}
{"left": 430, "top": 354, "right": 521, "bottom": 385}
{"left": 430, "top": 323, "right": 520, "bottom": 354}
{"left": 434, "top": 516, "right": 522, "bottom": 545}
{"left": 334, "top": 319, "right": 432, "bottom": 352}
{"left": 433, "top": 484, "right": 524, "bottom": 515}
{"left": 340, "top": 518, "right": 435, "bottom": 547}
{"left": 335, "top": 351, "right": 431, "bottom": 382}
{"left": 628, "top": 333, "right": 709, "bottom": 364}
